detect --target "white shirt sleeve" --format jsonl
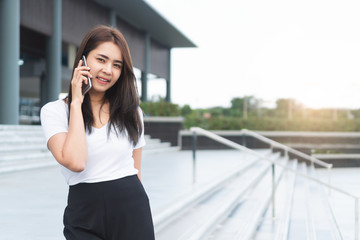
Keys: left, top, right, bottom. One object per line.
{"left": 133, "top": 107, "right": 146, "bottom": 149}
{"left": 40, "top": 100, "right": 69, "bottom": 144}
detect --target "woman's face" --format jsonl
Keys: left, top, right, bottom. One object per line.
{"left": 86, "top": 41, "right": 123, "bottom": 94}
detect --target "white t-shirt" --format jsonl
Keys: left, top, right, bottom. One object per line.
{"left": 40, "top": 99, "right": 146, "bottom": 186}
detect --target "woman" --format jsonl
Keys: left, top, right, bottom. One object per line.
{"left": 40, "top": 25, "right": 155, "bottom": 240}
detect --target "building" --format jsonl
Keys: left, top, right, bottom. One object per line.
{"left": 0, "top": 0, "right": 196, "bottom": 124}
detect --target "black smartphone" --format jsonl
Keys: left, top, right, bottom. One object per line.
{"left": 81, "top": 55, "right": 92, "bottom": 95}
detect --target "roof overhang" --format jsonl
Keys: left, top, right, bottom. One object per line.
{"left": 92, "top": 0, "right": 197, "bottom": 48}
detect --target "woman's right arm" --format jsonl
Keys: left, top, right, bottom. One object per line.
{"left": 47, "top": 60, "right": 91, "bottom": 172}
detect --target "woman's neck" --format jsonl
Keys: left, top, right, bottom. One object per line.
{"left": 89, "top": 92, "right": 105, "bottom": 106}
{"left": 89, "top": 92, "right": 110, "bottom": 127}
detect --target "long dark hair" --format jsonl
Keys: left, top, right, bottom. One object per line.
{"left": 67, "top": 25, "right": 142, "bottom": 146}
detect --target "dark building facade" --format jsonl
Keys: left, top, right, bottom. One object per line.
{"left": 0, "top": 0, "right": 195, "bottom": 124}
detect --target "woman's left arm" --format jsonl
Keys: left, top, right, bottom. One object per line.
{"left": 133, "top": 148, "right": 143, "bottom": 181}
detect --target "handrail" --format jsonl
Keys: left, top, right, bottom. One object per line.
{"left": 190, "top": 127, "right": 358, "bottom": 239}
{"left": 190, "top": 127, "right": 354, "bottom": 198}
{"left": 240, "top": 129, "right": 333, "bottom": 169}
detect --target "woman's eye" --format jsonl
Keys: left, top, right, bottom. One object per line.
{"left": 97, "top": 58, "right": 105, "bottom": 63}
{"left": 114, "top": 64, "right": 122, "bottom": 69}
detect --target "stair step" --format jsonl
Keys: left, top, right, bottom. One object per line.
{"left": 0, "top": 157, "right": 56, "bottom": 174}
{"left": 153, "top": 152, "right": 263, "bottom": 236}
{"left": 315, "top": 169, "right": 357, "bottom": 240}
{"left": 143, "top": 146, "right": 180, "bottom": 155}
{"left": 156, "top": 161, "right": 269, "bottom": 240}
{"left": 0, "top": 134, "right": 45, "bottom": 146}
{"left": 154, "top": 151, "right": 282, "bottom": 240}
{"left": 287, "top": 163, "right": 314, "bottom": 239}
{"left": 0, "top": 144, "right": 48, "bottom": 154}
{"left": 254, "top": 159, "right": 298, "bottom": 240}
{"left": 0, "top": 125, "right": 177, "bottom": 173}
{"left": 145, "top": 141, "right": 171, "bottom": 148}
{"left": 307, "top": 166, "right": 343, "bottom": 240}
{"left": 287, "top": 163, "right": 342, "bottom": 240}
{"left": 0, "top": 151, "right": 52, "bottom": 162}
{"left": 206, "top": 154, "right": 287, "bottom": 240}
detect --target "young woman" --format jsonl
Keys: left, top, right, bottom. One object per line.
{"left": 40, "top": 25, "right": 155, "bottom": 240}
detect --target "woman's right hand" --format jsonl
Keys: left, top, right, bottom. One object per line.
{"left": 71, "top": 59, "right": 92, "bottom": 104}
{"left": 48, "top": 59, "right": 91, "bottom": 172}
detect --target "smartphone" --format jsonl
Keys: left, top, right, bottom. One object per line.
{"left": 81, "top": 55, "right": 92, "bottom": 95}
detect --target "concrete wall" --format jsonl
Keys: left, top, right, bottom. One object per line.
{"left": 144, "top": 117, "right": 184, "bottom": 146}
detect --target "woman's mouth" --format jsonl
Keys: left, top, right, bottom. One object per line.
{"left": 96, "top": 76, "right": 110, "bottom": 84}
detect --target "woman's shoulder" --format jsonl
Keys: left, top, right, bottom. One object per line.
{"left": 40, "top": 99, "right": 69, "bottom": 142}
{"left": 42, "top": 99, "right": 67, "bottom": 110}
{"left": 41, "top": 99, "right": 68, "bottom": 118}
{"left": 137, "top": 106, "right": 143, "bottom": 114}
{"left": 136, "top": 106, "right": 145, "bottom": 120}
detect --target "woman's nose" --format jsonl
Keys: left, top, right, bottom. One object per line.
{"left": 103, "top": 63, "right": 112, "bottom": 74}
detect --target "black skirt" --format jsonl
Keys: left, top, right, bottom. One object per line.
{"left": 63, "top": 175, "right": 155, "bottom": 240}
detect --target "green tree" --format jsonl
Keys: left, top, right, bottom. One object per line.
{"left": 181, "top": 104, "right": 192, "bottom": 116}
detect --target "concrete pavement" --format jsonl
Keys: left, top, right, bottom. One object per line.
{"left": 0, "top": 150, "right": 246, "bottom": 240}
{"left": 3, "top": 150, "right": 360, "bottom": 240}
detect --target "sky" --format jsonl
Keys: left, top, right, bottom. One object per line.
{"left": 145, "top": 0, "right": 360, "bottom": 109}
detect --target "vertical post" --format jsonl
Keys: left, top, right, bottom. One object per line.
{"left": 356, "top": 198, "right": 359, "bottom": 240}
{"left": 46, "top": 0, "right": 62, "bottom": 102}
{"left": 0, "top": 0, "right": 20, "bottom": 124}
{"left": 284, "top": 150, "right": 289, "bottom": 176}
{"left": 40, "top": 72, "right": 47, "bottom": 108}
{"left": 110, "top": 9, "right": 116, "bottom": 27}
{"left": 328, "top": 167, "right": 332, "bottom": 196}
{"left": 310, "top": 154, "right": 314, "bottom": 168}
{"left": 242, "top": 133, "right": 246, "bottom": 147}
{"left": 165, "top": 49, "right": 171, "bottom": 102}
{"left": 272, "top": 163, "right": 276, "bottom": 218}
{"left": 141, "top": 32, "right": 150, "bottom": 102}
{"left": 67, "top": 44, "right": 77, "bottom": 69}
{"left": 192, "top": 131, "right": 197, "bottom": 184}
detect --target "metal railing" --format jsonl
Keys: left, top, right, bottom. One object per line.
{"left": 190, "top": 127, "right": 359, "bottom": 240}
{"left": 240, "top": 128, "right": 333, "bottom": 191}
{"left": 240, "top": 129, "right": 333, "bottom": 168}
